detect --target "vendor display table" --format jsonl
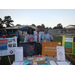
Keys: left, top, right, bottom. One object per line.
{"left": 12, "top": 55, "right": 71, "bottom": 65}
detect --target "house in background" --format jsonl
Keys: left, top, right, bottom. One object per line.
{"left": 65, "top": 25, "right": 75, "bottom": 34}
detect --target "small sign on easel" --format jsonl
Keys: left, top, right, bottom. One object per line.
{"left": 15, "top": 47, "right": 23, "bottom": 62}
{"left": 56, "top": 46, "right": 65, "bottom": 61}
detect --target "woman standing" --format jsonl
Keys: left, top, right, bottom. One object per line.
{"left": 24, "top": 27, "right": 35, "bottom": 42}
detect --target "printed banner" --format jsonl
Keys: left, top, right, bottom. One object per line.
{"left": 0, "top": 37, "right": 17, "bottom": 56}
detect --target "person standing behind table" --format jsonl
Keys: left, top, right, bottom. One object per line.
{"left": 6, "top": 32, "right": 12, "bottom": 38}
{"left": 24, "top": 27, "right": 35, "bottom": 42}
{"left": 34, "top": 27, "right": 44, "bottom": 55}
{"left": 42, "top": 28, "right": 53, "bottom": 42}
{"left": 15, "top": 32, "right": 20, "bottom": 46}
{"left": 2, "top": 33, "right": 6, "bottom": 38}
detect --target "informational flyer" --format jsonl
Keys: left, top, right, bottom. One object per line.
{"left": 62, "top": 36, "right": 75, "bottom": 55}
{"left": 56, "top": 46, "right": 65, "bottom": 61}
{"left": 0, "top": 37, "right": 17, "bottom": 56}
{"left": 15, "top": 47, "right": 23, "bottom": 62}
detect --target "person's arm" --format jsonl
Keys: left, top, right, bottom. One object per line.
{"left": 49, "top": 32, "right": 52, "bottom": 35}
{"left": 51, "top": 40, "right": 53, "bottom": 42}
{"left": 24, "top": 33, "right": 29, "bottom": 42}
{"left": 50, "top": 35, "right": 53, "bottom": 42}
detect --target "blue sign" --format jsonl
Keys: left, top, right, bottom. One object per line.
{"left": 74, "top": 37, "right": 75, "bottom": 42}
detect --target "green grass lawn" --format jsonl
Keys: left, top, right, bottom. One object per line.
{"left": 53, "top": 36, "right": 62, "bottom": 45}
{"left": 0, "top": 36, "right": 75, "bottom": 65}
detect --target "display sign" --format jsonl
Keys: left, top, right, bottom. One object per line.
{"left": 19, "top": 42, "right": 37, "bottom": 57}
{"left": 42, "top": 42, "right": 61, "bottom": 56}
{"left": 0, "top": 37, "right": 17, "bottom": 56}
{"left": 62, "top": 36, "right": 75, "bottom": 55}
{"left": 15, "top": 47, "right": 23, "bottom": 62}
{"left": 56, "top": 46, "right": 65, "bottom": 61}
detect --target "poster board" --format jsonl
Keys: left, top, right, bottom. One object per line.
{"left": 56, "top": 46, "right": 65, "bottom": 61}
{"left": 62, "top": 36, "right": 75, "bottom": 55}
{"left": 0, "top": 37, "right": 17, "bottom": 56}
{"left": 19, "top": 42, "right": 37, "bottom": 57}
{"left": 42, "top": 42, "right": 61, "bottom": 56}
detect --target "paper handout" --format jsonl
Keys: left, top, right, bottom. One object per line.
{"left": 12, "top": 62, "right": 24, "bottom": 65}
{"left": 57, "top": 61, "right": 70, "bottom": 65}
{"left": 15, "top": 47, "right": 23, "bottom": 61}
{"left": 56, "top": 46, "right": 65, "bottom": 61}
{"left": 49, "top": 61, "right": 57, "bottom": 65}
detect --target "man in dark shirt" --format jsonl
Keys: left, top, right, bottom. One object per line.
{"left": 16, "top": 32, "right": 20, "bottom": 46}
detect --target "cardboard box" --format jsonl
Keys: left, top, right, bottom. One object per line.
{"left": 33, "top": 57, "right": 46, "bottom": 64}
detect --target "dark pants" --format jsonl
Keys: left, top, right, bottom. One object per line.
{"left": 17, "top": 39, "right": 20, "bottom": 47}
{"left": 36, "top": 43, "right": 42, "bottom": 55}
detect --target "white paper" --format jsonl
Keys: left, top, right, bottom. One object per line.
{"left": 49, "top": 61, "right": 57, "bottom": 65}
{"left": 35, "top": 58, "right": 44, "bottom": 61}
{"left": 57, "top": 61, "right": 70, "bottom": 65}
{"left": 15, "top": 47, "right": 23, "bottom": 62}
{"left": 12, "top": 62, "right": 24, "bottom": 65}
{"left": 27, "top": 57, "right": 33, "bottom": 60}
{"left": 56, "top": 46, "right": 65, "bottom": 61}
{"left": 65, "top": 38, "right": 73, "bottom": 42}
{"left": 33, "top": 62, "right": 37, "bottom": 65}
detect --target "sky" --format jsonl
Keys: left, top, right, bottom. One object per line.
{"left": 0, "top": 9, "right": 75, "bottom": 28}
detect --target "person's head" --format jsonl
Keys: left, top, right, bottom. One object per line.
{"left": 44, "top": 28, "right": 48, "bottom": 34}
{"left": 27, "top": 27, "right": 33, "bottom": 35}
{"left": 3, "top": 33, "right": 6, "bottom": 35}
{"left": 16, "top": 32, "right": 19, "bottom": 34}
{"left": 36, "top": 27, "right": 40, "bottom": 33}
{"left": 6, "top": 32, "right": 9, "bottom": 35}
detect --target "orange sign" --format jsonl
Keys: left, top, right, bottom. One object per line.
{"left": 42, "top": 42, "right": 61, "bottom": 56}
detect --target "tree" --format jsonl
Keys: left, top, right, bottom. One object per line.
{"left": 0, "top": 18, "right": 4, "bottom": 28}
{"left": 3, "top": 16, "right": 14, "bottom": 27}
{"left": 41, "top": 24, "right": 45, "bottom": 28}
{"left": 49, "top": 27, "right": 52, "bottom": 29}
{"left": 57, "top": 23, "right": 63, "bottom": 29}
{"left": 53, "top": 23, "right": 63, "bottom": 29}
{"left": 31, "top": 24, "right": 36, "bottom": 27}
{"left": 0, "top": 18, "right": 3, "bottom": 28}
{"left": 53, "top": 26, "right": 57, "bottom": 29}
{"left": 37, "top": 25, "right": 41, "bottom": 28}
{"left": 16, "top": 24, "right": 21, "bottom": 26}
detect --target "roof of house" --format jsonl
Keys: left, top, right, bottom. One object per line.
{"left": 65, "top": 25, "right": 75, "bottom": 29}
{"left": 5, "top": 25, "right": 37, "bottom": 30}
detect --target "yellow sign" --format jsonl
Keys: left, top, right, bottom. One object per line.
{"left": 42, "top": 42, "right": 61, "bottom": 56}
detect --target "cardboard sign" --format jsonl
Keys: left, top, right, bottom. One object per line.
{"left": 62, "top": 36, "right": 75, "bottom": 55}
{"left": 42, "top": 42, "right": 61, "bottom": 56}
